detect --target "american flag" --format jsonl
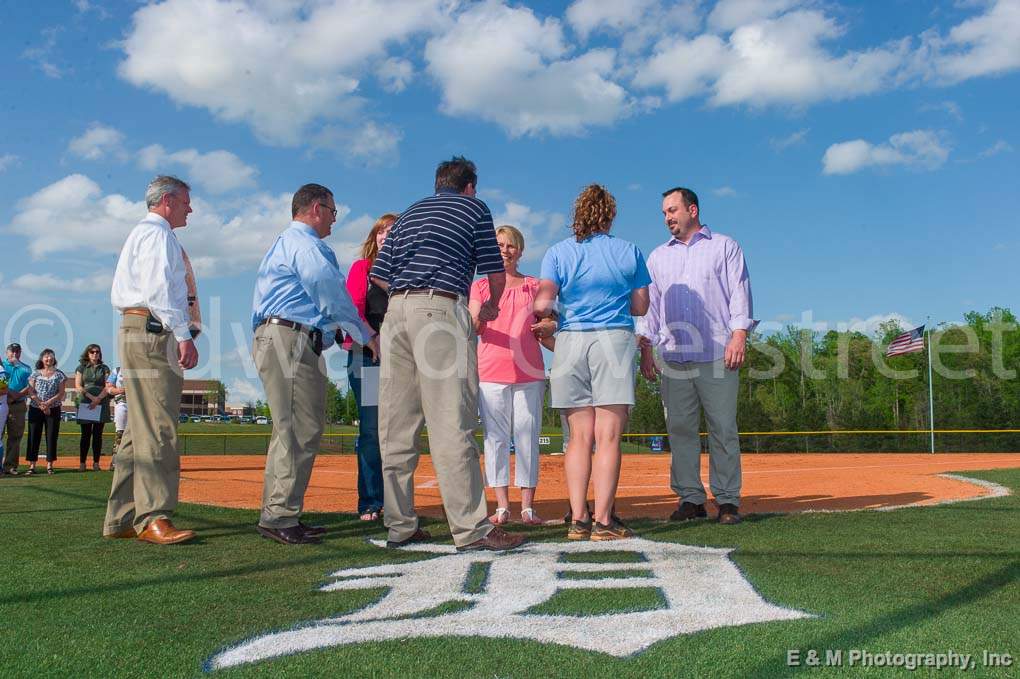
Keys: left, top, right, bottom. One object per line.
{"left": 885, "top": 325, "right": 926, "bottom": 357}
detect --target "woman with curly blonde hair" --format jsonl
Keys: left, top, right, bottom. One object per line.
{"left": 535, "top": 184, "right": 650, "bottom": 541}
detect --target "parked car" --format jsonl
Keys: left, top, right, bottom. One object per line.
{"left": 61, "top": 412, "right": 77, "bottom": 422}
{"left": 219, "top": 414, "right": 233, "bottom": 423}
{"left": 179, "top": 414, "right": 189, "bottom": 423}
{"left": 240, "top": 416, "right": 253, "bottom": 424}
{"left": 255, "top": 416, "right": 268, "bottom": 425}
{"left": 190, "top": 416, "right": 202, "bottom": 423}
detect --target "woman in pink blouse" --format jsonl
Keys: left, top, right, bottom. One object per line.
{"left": 344, "top": 213, "right": 397, "bottom": 521}
{"left": 469, "top": 225, "right": 556, "bottom": 525}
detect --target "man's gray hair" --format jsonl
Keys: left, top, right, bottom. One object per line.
{"left": 145, "top": 175, "right": 191, "bottom": 209}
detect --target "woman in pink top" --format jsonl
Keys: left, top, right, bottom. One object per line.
{"left": 345, "top": 213, "right": 397, "bottom": 521}
{"left": 469, "top": 225, "right": 557, "bottom": 526}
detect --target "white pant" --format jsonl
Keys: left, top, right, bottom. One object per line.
{"left": 478, "top": 381, "right": 544, "bottom": 488}
{"left": 113, "top": 402, "right": 128, "bottom": 432}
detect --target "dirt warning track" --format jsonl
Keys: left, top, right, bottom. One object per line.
{"left": 160, "top": 452, "right": 1020, "bottom": 520}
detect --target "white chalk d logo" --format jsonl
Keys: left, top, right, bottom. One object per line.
{"left": 209, "top": 538, "right": 811, "bottom": 670}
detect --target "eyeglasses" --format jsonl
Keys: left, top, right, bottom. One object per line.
{"left": 318, "top": 203, "right": 338, "bottom": 219}
{"left": 89, "top": 350, "right": 101, "bottom": 354}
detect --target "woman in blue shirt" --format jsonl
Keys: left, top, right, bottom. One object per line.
{"left": 536, "top": 184, "right": 650, "bottom": 542}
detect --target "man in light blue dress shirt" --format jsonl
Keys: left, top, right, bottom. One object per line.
{"left": 637, "top": 187, "right": 756, "bottom": 526}
{"left": 252, "top": 183, "right": 378, "bottom": 545}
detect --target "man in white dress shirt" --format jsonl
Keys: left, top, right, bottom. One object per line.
{"left": 104, "top": 175, "right": 199, "bottom": 545}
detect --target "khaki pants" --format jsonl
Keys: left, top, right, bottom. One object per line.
{"left": 662, "top": 360, "right": 742, "bottom": 507}
{"left": 104, "top": 315, "right": 184, "bottom": 534}
{"left": 4, "top": 399, "right": 27, "bottom": 470}
{"left": 379, "top": 293, "right": 491, "bottom": 547}
{"left": 253, "top": 323, "right": 326, "bottom": 529}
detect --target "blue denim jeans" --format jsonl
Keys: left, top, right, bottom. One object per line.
{"left": 347, "top": 349, "right": 384, "bottom": 514}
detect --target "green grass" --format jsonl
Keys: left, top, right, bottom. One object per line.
{"left": 1, "top": 466, "right": 1018, "bottom": 678}
{"left": 558, "top": 569, "right": 654, "bottom": 580}
{"left": 525, "top": 587, "right": 667, "bottom": 616}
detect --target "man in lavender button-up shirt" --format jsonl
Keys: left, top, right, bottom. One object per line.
{"left": 637, "top": 187, "right": 756, "bottom": 525}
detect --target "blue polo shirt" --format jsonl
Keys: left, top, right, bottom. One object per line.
{"left": 1, "top": 358, "right": 31, "bottom": 403}
{"left": 540, "top": 233, "right": 651, "bottom": 331}
{"left": 370, "top": 190, "right": 503, "bottom": 297}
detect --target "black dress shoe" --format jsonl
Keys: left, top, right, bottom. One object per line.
{"left": 670, "top": 501, "right": 708, "bottom": 521}
{"left": 386, "top": 528, "right": 432, "bottom": 548}
{"left": 717, "top": 504, "right": 742, "bottom": 525}
{"left": 257, "top": 524, "right": 322, "bottom": 545}
{"left": 298, "top": 521, "right": 326, "bottom": 537}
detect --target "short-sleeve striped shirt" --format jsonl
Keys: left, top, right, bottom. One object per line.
{"left": 369, "top": 190, "right": 504, "bottom": 297}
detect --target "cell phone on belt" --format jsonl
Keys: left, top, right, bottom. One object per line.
{"left": 145, "top": 313, "right": 165, "bottom": 334}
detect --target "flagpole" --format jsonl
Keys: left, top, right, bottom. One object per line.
{"left": 926, "top": 318, "right": 935, "bottom": 454}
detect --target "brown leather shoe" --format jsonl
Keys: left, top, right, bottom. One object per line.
{"left": 717, "top": 503, "right": 742, "bottom": 525}
{"left": 257, "top": 524, "right": 321, "bottom": 545}
{"left": 104, "top": 527, "right": 137, "bottom": 539}
{"left": 456, "top": 526, "right": 526, "bottom": 552}
{"left": 670, "top": 501, "right": 708, "bottom": 521}
{"left": 386, "top": 528, "right": 432, "bottom": 549}
{"left": 137, "top": 518, "right": 196, "bottom": 545}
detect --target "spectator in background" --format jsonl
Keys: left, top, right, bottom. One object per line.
{"left": 76, "top": 344, "right": 112, "bottom": 472}
{"left": 344, "top": 212, "right": 397, "bottom": 522}
{"left": 3, "top": 343, "right": 33, "bottom": 475}
{"left": 26, "top": 348, "right": 66, "bottom": 475}
{"left": 469, "top": 225, "right": 555, "bottom": 526}
{"left": 535, "top": 184, "right": 650, "bottom": 541}
{"left": 106, "top": 367, "right": 127, "bottom": 471}
{"left": 0, "top": 361, "right": 8, "bottom": 475}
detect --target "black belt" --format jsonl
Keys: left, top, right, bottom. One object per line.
{"left": 257, "top": 317, "right": 323, "bottom": 354}
{"left": 394, "top": 288, "right": 460, "bottom": 301}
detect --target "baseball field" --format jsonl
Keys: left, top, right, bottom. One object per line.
{"left": 1, "top": 453, "right": 1017, "bottom": 678}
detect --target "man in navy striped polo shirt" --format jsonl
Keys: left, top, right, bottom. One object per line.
{"left": 370, "top": 156, "right": 525, "bottom": 552}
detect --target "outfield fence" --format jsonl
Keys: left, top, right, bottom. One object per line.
{"left": 33, "top": 428, "right": 1020, "bottom": 458}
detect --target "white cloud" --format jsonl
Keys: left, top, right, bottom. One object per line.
{"left": 633, "top": 33, "right": 728, "bottom": 101}
{"left": 316, "top": 122, "right": 403, "bottom": 166}
{"left": 770, "top": 128, "right": 809, "bottom": 151}
{"left": 822, "top": 130, "right": 949, "bottom": 175}
{"left": 8, "top": 174, "right": 144, "bottom": 258}
{"left": 10, "top": 272, "right": 113, "bottom": 293}
{"left": 68, "top": 123, "right": 127, "bottom": 161}
{"left": 0, "top": 154, "right": 18, "bottom": 172}
{"left": 21, "top": 26, "right": 64, "bottom": 79}
{"left": 927, "top": 0, "right": 1020, "bottom": 83}
{"left": 711, "top": 11, "right": 910, "bottom": 107}
{"left": 118, "top": 0, "right": 447, "bottom": 145}
{"left": 919, "top": 100, "right": 963, "bottom": 121}
{"left": 565, "top": 0, "right": 658, "bottom": 39}
{"left": 4, "top": 174, "right": 360, "bottom": 279}
{"left": 713, "top": 186, "right": 737, "bottom": 197}
{"left": 227, "top": 377, "right": 263, "bottom": 405}
{"left": 376, "top": 57, "right": 415, "bottom": 93}
{"left": 491, "top": 198, "right": 568, "bottom": 264}
{"left": 425, "top": 1, "right": 632, "bottom": 136}
{"left": 978, "top": 139, "right": 1013, "bottom": 158}
{"left": 706, "top": 0, "right": 802, "bottom": 32}
{"left": 137, "top": 144, "right": 258, "bottom": 194}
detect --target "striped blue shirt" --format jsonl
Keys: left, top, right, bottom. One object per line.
{"left": 369, "top": 190, "right": 503, "bottom": 297}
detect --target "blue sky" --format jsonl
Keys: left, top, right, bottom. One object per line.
{"left": 2, "top": 0, "right": 1017, "bottom": 404}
